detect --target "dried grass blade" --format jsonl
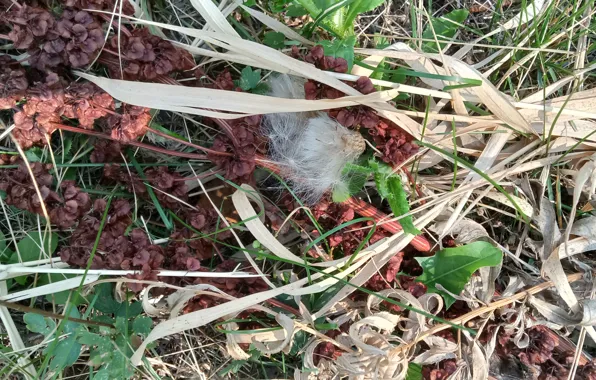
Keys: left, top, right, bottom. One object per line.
{"left": 239, "top": 5, "right": 314, "bottom": 45}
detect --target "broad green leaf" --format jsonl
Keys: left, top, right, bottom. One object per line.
{"left": 115, "top": 301, "right": 143, "bottom": 319}
{"left": 422, "top": 9, "right": 469, "bottom": 53}
{"left": 386, "top": 176, "right": 420, "bottom": 235}
{"left": 332, "top": 163, "right": 372, "bottom": 202}
{"left": 263, "top": 31, "right": 286, "bottom": 49}
{"left": 319, "top": 36, "right": 356, "bottom": 71}
{"left": 238, "top": 66, "right": 262, "bottom": 91}
{"left": 348, "top": 0, "right": 384, "bottom": 14}
{"left": 47, "top": 336, "right": 81, "bottom": 371}
{"left": 286, "top": 4, "right": 308, "bottom": 16}
{"left": 77, "top": 331, "right": 111, "bottom": 350}
{"left": 0, "top": 230, "right": 12, "bottom": 263}
{"left": 93, "top": 283, "right": 121, "bottom": 314}
{"left": 132, "top": 316, "right": 152, "bottom": 337}
{"left": 11, "top": 232, "right": 58, "bottom": 263}
{"left": 24, "top": 313, "right": 55, "bottom": 337}
{"left": 406, "top": 363, "right": 423, "bottom": 380}
{"left": 415, "top": 241, "right": 502, "bottom": 308}
{"left": 219, "top": 360, "right": 247, "bottom": 376}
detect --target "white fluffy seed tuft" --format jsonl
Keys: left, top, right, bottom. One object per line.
{"left": 263, "top": 74, "right": 365, "bottom": 204}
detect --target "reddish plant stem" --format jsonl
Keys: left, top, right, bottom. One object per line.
{"left": 342, "top": 197, "right": 432, "bottom": 253}
{"left": 52, "top": 123, "right": 208, "bottom": 160}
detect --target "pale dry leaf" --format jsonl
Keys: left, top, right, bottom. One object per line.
{"left": 0, "top": 275, "right": 99, "bottom": 302}
{"left": 239, "top": 5, "right": 313, "bottom": 46}
{"left": 0, "top": 282, "right": 37, "bottom": 379}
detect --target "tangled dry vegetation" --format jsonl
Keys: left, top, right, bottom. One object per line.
{"left": 1, "top": 0, "right": 596, "bottom": 379}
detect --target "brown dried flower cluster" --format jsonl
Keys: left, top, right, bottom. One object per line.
{"left": 0, "top": 56, "right": 29, "bottom": 110}
{"left": 59, "top": 199, "right": 164, "bottom": 291}
{"left": 60, "top": 0, "right": 135, "bottom": 15}
{"left": 291, "top": 45, "right": 349, "bottom": 73}
{"left": 9, "top": 72, "right": 118, "bottom": 148}
{"left": 3, "top": 5, "right": 105, "bottom": 70}
{"left": 107, "top": 104, "right": 151, "bottom": 142}
{"left": 105, "top": 27, "right": 194, "bottom": 81}
{"left": 0, "top": 162, "right": 91, "bottom": 228}
{"left": 103, "top": 164, "right": 188, "bottom": 210}
{"left": 207, "top": 116, "right": 263, "bottom": 183}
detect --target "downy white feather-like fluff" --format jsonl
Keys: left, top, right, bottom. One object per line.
{"left": 263, "top": 75, "right": 366, "bottom": 204}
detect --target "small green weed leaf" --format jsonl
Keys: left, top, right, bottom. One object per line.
{"left": 268, "top": 0, "right": 291, "bottom": 13}
{"left": 115, "top": 301, "right": 143, "bottom": 319}
{"left": 93, "top": 283, "right": 121, "bottom": 314}
{"left": 263, "top": 31, "right": 286, "bottom": 49}
{"left": 289, "top": 329, "right": 309, "bottom": 356}
{"left": 406, "top": 363, "right": 423, "bottom": 380}
{"left": 319, "top": 36, "right": 356, "bottom": 71}
{"left": 415, "top": 241, "right": 502, "bottom": 308}
{"left": 24, "top": 313, "right": 55, "bottom": 336}
{"left": 24, "top": 147, "right": 43, "bottom": 162}
{"left": 422, "top": 9, "right": 469, "bottom": 53}
{"left": 349, "top": 0, "right": 384, "bottom": 14}
{"left": 332, "top": 163, "right": 372, "bottom": 202}
{"left": 239, "top": 66, "right": 262, "bottom": 91}
{"left": 386, "top": 176, "right": 420, "bottom": 235}
{"left": 12, "top": 232, "right": 58, "bottom": 263}
{"left": 0, "top": 230, "right": 12, "bottom": 263}
{"left": 369, "top": 159, "right": 393, "bottom": 199}
{"left": 77, "top": 331, "right": 111, "bottom": 350}
{"left": 132, "top": 316, "right": 152, "bottom": 336}
{"left": 286, "top": 4, "right": 308, "bottom": 16}
{"left": 46, "top": 335, "right": 81, "bottom": 371}
{"left": 93, "top": 368, "right": 111, "bottom": 380}
{"left": 370, "top": 160, "right": 419, "bottom": 235}
{"left": 219, "top": 360, "right": 247, "bottom": 376}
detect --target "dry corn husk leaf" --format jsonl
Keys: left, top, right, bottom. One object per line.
{"left": 0, "top": 275, "right": 99, "bottom": 302}
{"left": 239, "top": 4, "right": 313, "bottom": 46}
{"left": 0, "top": 281, "right": 36, "bottom": 379}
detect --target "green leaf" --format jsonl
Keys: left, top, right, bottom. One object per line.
{"left": 370, "top": 159, "right": 419, "bottom": 235}
{"left": 286, "top": 4, "right": 308, "bottom": 16}
{"left": 11, "top": 232, "right": 58, "bottom": 263}
{"left": 348, "top": 0, "right": 384, "bottom": 14}
{"left": 24, "top": 313, "right": 56, "bottom": 337}
{"left": 386, "top": 176, "right": 420, "bottom": 236}
{"left": 238, "top": 66, "right": 263, "bottom": 91}
{"left": 115, "top": 301, "right": 143, "bottom": 319}
{"left": 218, "top": 360, "right": 247, "bottom": 376}
{"left": 77, "top": 331, "right": 112, "bottom": 350}
{"left": 319, "top": 36, "right": 356, "bottom": 71}
{"left": 406, "top": 363, "right": 423, "bottom": 380}
{"left": 0, "top": 230, "right": 12, "bottom": 264}
{"left": 47, "top": 336, "right": 81, "bottom": 371}
{"left": 25, "top": 147, "right": 43, "bottom": 162}
{"left": 93, "top": 283, "right": 122, "bottom": 314}
{"left": 332, "top": 163, "right": 372, "bottom": 202}
{"left": 415, "top": 241, "right": 503, "bottom": 308}
{"left": 422, "top": 9, "right": 469, "bottom": 53}
{"left": 132, "top": 316, "right": 152, "bottom": 337}
{"left": 263, "top": 31, "right": 286, "bottom": 50}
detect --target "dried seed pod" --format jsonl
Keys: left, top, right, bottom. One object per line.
{"left": 263, "top": 74, "right": 366, "bottom": 204}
